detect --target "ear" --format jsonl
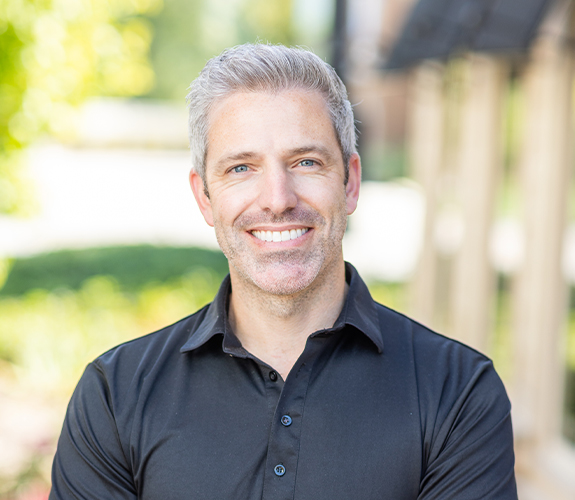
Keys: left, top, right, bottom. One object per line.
{"left": 189, "top": 169, "right": 214, "bottom": 227}
{"left": 345, "top": 153, "right": 361, "bottom": 215}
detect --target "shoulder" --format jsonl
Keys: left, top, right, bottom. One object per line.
{"left": 78, "top": 303, "right": 212, "bottom": 411}
{"left": 371, "top": 302, "right": 515, "bottom": 489}
{"left": 372, "top": 301, "right": 510, "bottom": 420}
{"left": 373, "top": 302, "right": 513, "bottom": 469}
{"left": 373, "top": 301, "right": 495, "bottom": 377}
{"left": 95, "top": 303, "right": 210, "bottom": 368}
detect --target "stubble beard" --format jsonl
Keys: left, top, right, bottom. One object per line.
{"left": 214, "top": 205, "right": 347, "bottom": 297}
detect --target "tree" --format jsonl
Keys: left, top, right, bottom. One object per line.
{"left": 0, "top": 0, "right": 161, "bottom": 214}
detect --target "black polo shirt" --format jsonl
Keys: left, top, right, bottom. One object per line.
{"left": 50, "top": 263, "right": 517, "bottom": 500}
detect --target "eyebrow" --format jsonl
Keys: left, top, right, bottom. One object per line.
{"left": 212, "top": 145, "right": 339, "bottom": 171}
{"left": 213, "top": 152, "right": 262, "bottom": 171}
{"left": 287, "top": 145, "right": 339, "bottom": 163}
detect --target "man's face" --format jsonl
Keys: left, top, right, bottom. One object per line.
{"left": 190, "top": 89, "right": 360, "bottom": 296}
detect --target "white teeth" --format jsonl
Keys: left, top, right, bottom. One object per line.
{"left": 252, "top": 228, "right": 308, "bottom": 242}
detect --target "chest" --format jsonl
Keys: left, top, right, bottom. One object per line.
{"left": 127, "top": 343, "right": 421, "bottom": 500}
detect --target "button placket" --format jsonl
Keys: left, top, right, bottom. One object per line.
{"left": 262, "top": 338, "right": 327, "bottom": 500}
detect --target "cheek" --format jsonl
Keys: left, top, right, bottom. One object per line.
{"left": 210, "top": 192, "right": 252, "bottom": 228}
{"left": 298, "top": 181, "right": 347, "bottom": 211}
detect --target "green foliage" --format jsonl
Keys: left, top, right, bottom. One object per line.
{"left": 367, "top": 280, "right": 406, "bottom": 313}
{"left": 0, "top": 452, "right": 49, "bottom": 500}
{"left": 146, "top": 0, "right": 295, "bottom": 100}
{"left": 0, "top": 246, "right": 227, "bottom": 395}
{"left": 568, "top": 305, "right": 575, "bottom": 371}
{"left": 237, "top": 0, "right": 293, "bottom": 45}
{"left": 0, "top": 273, "right": 221, "bottom": 392}
{"left": 361, "top": 144, "right": 408, "bottom": 182}
{"left": 143, "top": 0, "right": 204, "bottom": 100}
{"left": 0, "top": 0, "right": 161, "bottom": 214}
{"left": 0, "top": 244, "right": 228, "bottom": 296}
{"left": 563, "top": 367, "right": 575, "bottom": 443}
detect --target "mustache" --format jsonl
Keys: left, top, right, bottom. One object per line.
{"left": 235, "top": 208, "right": 323, "bottom": 229}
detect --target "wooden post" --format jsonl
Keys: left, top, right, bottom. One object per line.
{"left": 449, "top": 55, "right": 506, "bottom": 352}
{"left": 408, "top": 62, "right": 444, "bottom": 329}
{"left": 512, "top": 10, "right": 574, "bottom": 446}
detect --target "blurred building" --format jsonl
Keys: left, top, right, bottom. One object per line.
{"left": 344, "top": 0, "right": 575, "bottom": 498}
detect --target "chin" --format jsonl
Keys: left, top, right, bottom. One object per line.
{"left": 252, "top": 276, "right": 314, "bottom": 296}
{"left": 238, "top": 259, "right": 322, "bottom": 296}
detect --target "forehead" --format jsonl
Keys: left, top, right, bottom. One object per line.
{"left": 208, "top": 88, "right": 332, "bottom": 126}
{"left": 204, "top": 89, "right": 341, "bottom": 168}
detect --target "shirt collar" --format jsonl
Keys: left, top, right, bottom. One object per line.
{"left": 180, "top": 262, "right": 383, "bottom": 354}
{"left": 332, "top": 262, "right": 384, "bottom": 353}
{"left": 179, "top": 276, "right": 229, "bottom": 353}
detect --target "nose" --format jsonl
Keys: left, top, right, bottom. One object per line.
{"left": 257, "top": 164, "right": 298, "bottom": 215}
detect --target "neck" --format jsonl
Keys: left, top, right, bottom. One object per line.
{"left": 228, "top": 261, "right": 348, "bottom": 380}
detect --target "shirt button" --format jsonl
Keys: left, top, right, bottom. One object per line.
{"left": 280, "top": 415, "right": 292, "bottom": 426}
{"left": 269, "top": 371, "right": 278, "bottom": 382}
{"left": 274, "top": 464, "right": 286, "bottom": 476}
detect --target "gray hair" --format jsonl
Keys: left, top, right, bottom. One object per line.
{"left": 186, "top": 43, "right": 357, "bottom": 188}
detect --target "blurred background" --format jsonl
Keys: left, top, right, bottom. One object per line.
{"left": 0, "top": 0, "right": 574, "bottom": 498}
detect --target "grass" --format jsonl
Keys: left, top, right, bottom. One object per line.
{"left": 0, "top": 245, "right": 229, "bottom": 297}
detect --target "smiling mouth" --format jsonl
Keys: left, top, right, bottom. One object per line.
{"left": 251, "top": 228, "right": 309, "bottom": 242}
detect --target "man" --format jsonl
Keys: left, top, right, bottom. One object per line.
{"left": 50, "top": 44, "right": 517, "bottom": 499}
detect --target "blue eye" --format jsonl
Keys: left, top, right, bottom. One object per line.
{"left": 232, "top": 165, "right": 249, "bottom": 173}
{"left": 300, "top": 160, "right": 315, "bottom": 167}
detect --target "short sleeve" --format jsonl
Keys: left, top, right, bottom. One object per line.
{"left": 49, "top": 362, "right": 137, "bottom": 500}
{"left": 418, "top": 359, "right": 517, "bottom": 500}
